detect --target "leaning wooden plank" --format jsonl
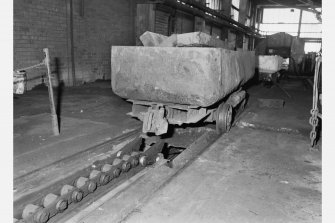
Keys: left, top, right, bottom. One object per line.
{"left": 139, "top": 31, "right": 168, "bottom": 46}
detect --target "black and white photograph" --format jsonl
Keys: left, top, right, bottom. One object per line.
{"left": 3, "top": 0, "right": 332, "bottom": 222}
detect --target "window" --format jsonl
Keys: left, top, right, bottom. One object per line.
{"left": 301, "top": 9, "right": 321, "bottom": 23}
{"left": 231, "top": 8, "right": 239, "bottom": 21}
{"left": 300, "top": 9, "right": 322, "bottom": 38}
{"left": 262, "top": 8, "right": 300, "bottom": 23}
{"left": 259, "top": 8, "right": 322, "bottom": 38}
{"left": 300, "top": 24, "right": 322, "bottom": 38}
{"left": 259, "top": 23, "right": 299, "bottom": 36}
{"left": 245, "top": 18, "right": 251, "bottom": 26}
{"left": 231, "top": 0, "right": 240, "bottom": 21}
{"left": 206, "top": 0, "right": 222, "bottom": 10}
{"left": 247, "top": 0, "right": 252, "bottom": 17}
{"left": 304, "top": 42, "right": 321, "bottom": 53}
{"left": 232, "top": 0, "right": 240, "bottom": 8}
{"left": 245, "top": 0, "right": 252, "bottom": 26}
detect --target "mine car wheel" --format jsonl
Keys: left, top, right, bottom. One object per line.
{"left": 216, "top": 103, "right": 233, "bottom": 134}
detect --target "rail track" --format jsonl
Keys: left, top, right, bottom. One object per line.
{"left": 13, "top": 126, "right": 219, "bottom": 223}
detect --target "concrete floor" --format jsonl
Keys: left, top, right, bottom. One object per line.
{"left": 14, "top": 81, "right": 141, "bottom": 178}
{"left": 119, "top": 78, "right": 321, "bottom": 223}
{"left": 122, "top": 128, "right": 321, "bottom": 223}
{"left": 14, "top": 78, "right": 321, "bottom": 222}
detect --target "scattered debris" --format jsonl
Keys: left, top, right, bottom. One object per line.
{"left": 248, "top": 210, "right": 259, "bottom": 215}
{"left": 237, "top": 121, "right": 256, "bottom": 128}
{"left": 280, "top": 180, "right": 289, "bottom": 184}
{"left": 236, "top": 120, "right": 300, "bottom": 134}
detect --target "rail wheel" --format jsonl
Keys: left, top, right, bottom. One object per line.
{"left": 216, "top": 103, "right": 233, "bottom": 134}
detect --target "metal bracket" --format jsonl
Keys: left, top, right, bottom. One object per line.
{"left": 142, "top": 106, "right": 169, "bottom": 135}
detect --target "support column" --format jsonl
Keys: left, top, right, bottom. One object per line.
{"left": 297, "top": 9, "right": 303, "bottom": 37}
{"left": 66, "top": 0, "right": 76, "bottom": 86}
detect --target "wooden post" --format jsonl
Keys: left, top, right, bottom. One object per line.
{"left": 43, "top": 48, "right": 60, "bottom": 136}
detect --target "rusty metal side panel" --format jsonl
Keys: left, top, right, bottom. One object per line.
{"left": 220, "top": 49, "right": 255, "bottom": 97}
{"left": 111, "top": 46, "right": 255, "bottom": 107}
{"left": 112, "top": 46, "right": 222, "bottom": 107}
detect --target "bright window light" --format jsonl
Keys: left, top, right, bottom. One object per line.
{"left": 232, "top": 0, "right": 240, "bottom": 8}
{"left": 259, "top": 23, "right": 299, "bottom": 36}
{"left": 231, "top": 8, "right": 239, "bottom": 21}
{"left": 262, "top": 8, "right": 300, "bottom": 23}
{"left": 300, "top": 24, "right": 322, "bottom": 38}
{"left": 304, "top": 42, "right": 321, "bottom": 53}
{"left": 302, "top": 9, "right": 322, "bottom": 23}
{"left": 260, "top": 8, "right": 322, "bottom": 38}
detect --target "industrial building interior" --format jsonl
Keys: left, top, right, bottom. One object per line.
{"left": 10, "top": 0, "right": 327, "bottom": 222}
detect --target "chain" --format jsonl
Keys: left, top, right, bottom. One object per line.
{"left": 309, "top": 108, "right": 318, "bottom": 147}
{"left": 309, "top": 56, "right": 321, "bottom": 147}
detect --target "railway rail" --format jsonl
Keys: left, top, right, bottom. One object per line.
{"left": 13, "top": 126, "right": 220, "bottom": 223}
{"left": 14, "top": 128, "right": 162, "bottom": 223}
{"left": 14, "top": 87, "right": 248, "bottom": 223}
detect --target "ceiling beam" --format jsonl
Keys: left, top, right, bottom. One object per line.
{"left": 265, "top": 0, "right": 321, "bottom": 17}
{"left": 254, "top": 0, "right": 321, "bottom": 7}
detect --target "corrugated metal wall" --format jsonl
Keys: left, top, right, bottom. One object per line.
{"left": 155, "top": 10, "right": 170, "bottom": 35}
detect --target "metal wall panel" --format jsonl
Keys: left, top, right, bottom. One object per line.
{"left": 155, "top": 10, "right": 170, "bottom": 36}
{"left": 112, "top": 46, "right": 255, "bottom": 107}
{"left": 175, "top": 11, "right": 194, "bottom": 34}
